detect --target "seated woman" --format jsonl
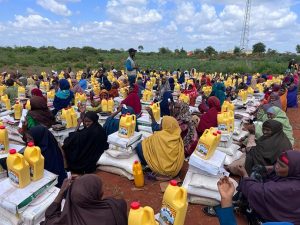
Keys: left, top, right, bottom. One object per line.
{"left": 255, "top": 106, "right": 294, "bottom": 146}
{"left": 25, "top": 96, "right": 56, "bottom": 129}
{"left": 136, "top": 114, "right": 184, "bottom": 178}
{"left": 229, "top": 120, "right": 292, "bottom": 175}
{"left": 121, "top": 84, "right": 141, "bottom": 115}
{"left": 71, "top": 79, "right": 84, "bottom": 94}
{"left": 183, "top": 83, "right": 198, "bottom": 106}
{"left": 263, "top": 92, "right": 282, "bottom": 110}
{"left": 197, "top": 96, "right": 220, "bottom": 136}
{"left": 26, "top": 126, "right": 67, "bottom": 187}
{"left": 62, "top": 111, "right": 108, "bottom": 174}
{"left": 160, "top": 91, "right": 173, "bottom": 117}
{"left": 41, "top": 174, "right": 127, "bottom": 225}
{"left": 278, "top": 85, "right": 288, "bottom": 112}
{"left": 171, "top": 102, "right": 198, "bottom": 157}
{"left": 53, "top": 79, "right": 74, "bottom": 116}
{"left": 236, "top": 151, "right": 300, "bottom": 224}
{"left": 108, "top": 81, "right": 119, "bottom": 98}
{"left": 4, "top": 78, "right": 18, "bottom": 105}
{"left": 31, "top": 88, "right": 45, "bottom": 98}
{"left": 211, "top": 82, "right": 226, "bottom": 106}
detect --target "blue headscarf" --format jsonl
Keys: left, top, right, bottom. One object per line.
{"left": 212, "top": 82, "right": 226, "bottom": 106}
{"left": 56, "top": 79, "right": 71, "bottom": 99}
{"left": 160, "top": 91, "right": 173, "bottom": 116}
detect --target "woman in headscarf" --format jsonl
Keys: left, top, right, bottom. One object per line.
{"left": 183, "top": 83, "right": 198, "bottom": 106}
{"left": 26, "top": 96, "right": 56, "bottom": 129}
{"left": 62, "top": 112, "right": 108, "bottom": 174}
{"left": 236, "top": 151, "right": 300, "bottom": 224}
{"left": 26, "top": 126, "right": 67, "bottom": 187}
{"left": 158, "top": 76, "right": 171, "bottom": 99}
{"left": 172, "top": 102, "right": 198, "bottom": 157}
{"left": 197, "top": 96, "right": 221, "bottom": 136}
{"left": 159, "top": 91, "right": 173, "bottom": 117}
{"left": 136, "top": 115, "right": 184, "bottom": 178}
{"left": 108, "top": 81, "right": 119, "bottom": 98}
{"left": 278, "top": 85, "right": 288, "bottom": 112}
{"left": 211, "top": 82, "right": 226, "bottom": 106}
{"left": 263, "top": 92, "right": 282, "bottom": 110}
{"left": 136, "top": 77, "right": 145, "bottom": 99}
{"left": 31, "top": 88, "right": 44, "bottom": 98}
{"left": 71, "top": 79, "right": 84, "bottom": 94}
{"left": 244, "top": 120, "right": 292, "bottom": 174}
{"left": 121, "top": 84, "right": 141, "bottom": 115}
{"left": 41, "top": 174, "right": 127, "bottom": 225}
{"left": 53, "top": 79, "right": 74, "bottom": 116}
{"left": 168, "top": 77, "right": 175, "bottom": 91}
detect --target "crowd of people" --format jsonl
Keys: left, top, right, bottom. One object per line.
{"left": 0, "top": 49, "right": 299, "bottom": 225}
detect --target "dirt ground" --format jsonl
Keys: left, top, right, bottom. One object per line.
{"left": 96, "top": 108, "right": 300, "bottom": 225}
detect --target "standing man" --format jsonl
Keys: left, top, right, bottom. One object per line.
{"left": 125, "top": 48, "right": 138, "bottom": 86}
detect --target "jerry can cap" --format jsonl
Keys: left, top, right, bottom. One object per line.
{"left": 130, "top": 202, "right": 140, "bottom": 210}
{"left": 27, "top": 142, "right": 34, "bottom": 147}
{"left": 217, "top": 130, "right": 222, "bottom": 134}
{"left": 134, "top": 160, "right": 139, "bottom": 164}
{"left": 170, "top": 180, "right": 178, "bottom": 186}
{"left": 213, "top": 132, "right": 217, "bottom": 136}
{"left": 0, "top": 125, "right": 6, "bottom": 129}
{"left": 9, "top": 149, "right": 16, "bottom": 154}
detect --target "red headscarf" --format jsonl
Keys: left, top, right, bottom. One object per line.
{"left": 31, "top": 88, "right": 43, "bottom": 97}
{"left": 197, "top": 96, "right": 220, "bottom": 135}
{"left": 121, "top": 84, "right": 141, "bottom": 114}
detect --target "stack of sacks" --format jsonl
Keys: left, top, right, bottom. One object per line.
{"left": 137, "top": 112, "right": 161, "bottom": 134}
{"left": 216, "top": 127, "right": 243, "bottom": 166}
{"left": 97, "top": 131, "right": 143, "bottom": 180}
{"left": 184, "top": 149, "right": 229, "bottom": 205}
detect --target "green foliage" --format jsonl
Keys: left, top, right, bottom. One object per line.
{"left": 0, "top": 46, "right": 299, "bottom": 75}
{"left": 204, "top": 46, "right": 217, "bottom": 55}
{"left": 252, "top": 42, "right": 266, "bottom": 53}
{"left": 233, "top": 46, "right": 241, "bottom": 55}
{"left": 138, "top": 45, "right": 144, "bottom": 52}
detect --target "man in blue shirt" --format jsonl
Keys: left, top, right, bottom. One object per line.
{"left": 125, "top": 48, "right": 139, "bottom": 86}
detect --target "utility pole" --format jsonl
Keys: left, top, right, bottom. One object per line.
{"left": 240, "top": 0, "right": 252, "bottom": 53}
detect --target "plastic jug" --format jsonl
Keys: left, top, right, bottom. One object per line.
{"left": 131, "top": 114, "right": 136, "bottom": 135}
{"left": 128, "top": 202, "right": 158, "bottom": 225}
{"left": 159, "top": 180, "right": 188, "bottom": 225}
{"left": 256, "top": 84, "right": 264, "bottom": 93}
{"left": 40, "top": 81, "right": 50, "bottom": 92}
{"left": 247, "top": 87, "right": 254, "bottom": 95}
{"left": 195, "top": 129, "right": 219, "bottom": 160}
{"left": 101, "top": 99, "right": 108, "bottom": 112}
{"left": 18, "top": 86, "right": 26, "bottom": 99}
{"left": 13, "top": 101, "right": 22, "bottom": 120}
{"left": 142, "top": 90, "right": 152, "bottom": 102}
{"left": 150, "top": 103, "right": 160, "bottom": 122}
{"left": 179, "top": 94, "right": 190, "bottom": 104}
{"left": 221, "top": 101, "right": 234, "bottom": 113}
{"left": 174, "top": 83, "right": 180, "bottom": 92}
{"left": 24, "top": 142, "right": 44, "bottom": 181}
{"left": 0, "top": 125, "right": 9, "bottom": 153}
{"left": 217, "top": 112, "right": 234, "bottom": 133}
{"left": 47, "top": 90, "right": 55, "bottom": 104}
{"left": 61, "top": 108, "right": 73, "bottom": 128}
{"left": 0, "top": 85, "right": 6, "bottom": 95}
{"left": 202, "top": 86, "right": 212, "bottom": 96}
{"left": 133, "top": 160, "right": 144, "bottom": 188}
{"left": 238, "top": 90, "right": 248, "bottom": 103}
{"left": 25, "top": 99, "right": 31, "bottom": 110}
{"left": 108, "top": 98, "right": 114, "bottom": 113}
{"left": 70, "top": 111, "right": 78, "bottom": 128}
{"left": 120, "top": 87, "right": 128, "bottom": 98}
{"left": 119, "top": 114, "right": 135, "bottom": 138}
{"left": 7, "top": 149, "right": 31, "bottom": 188}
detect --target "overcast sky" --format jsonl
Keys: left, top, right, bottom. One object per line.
{"left": 0, "top": 0, "right": 300, "bottom": 52}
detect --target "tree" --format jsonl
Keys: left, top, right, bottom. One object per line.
{"left": 233, "top": 46, "right": 241, "bottom": 55}
{"left": 194, "top": 48, "right": 204, "bottom": 55}
{"left": 252, "top": 42, "right": 266, "bottom": 53}
{"left": 204, "top": 46, "right": 217, "bottom": 55}
{"left": 267, "top": 48, "right": 277, "bottom": 55}
{"left": 158, "top": 47, "right": 172, "bottom": 54}
{"left": 296, "top": 44, "right": 300, "bottom": 54}
{"left": 180, "top": 47, "right": 187, "bottom": 54}
{"left": 174, "top": 49, "right": 180, "bottom": 54}
{"left": 138, "top": 45, "right": 144, "bottom": 52}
